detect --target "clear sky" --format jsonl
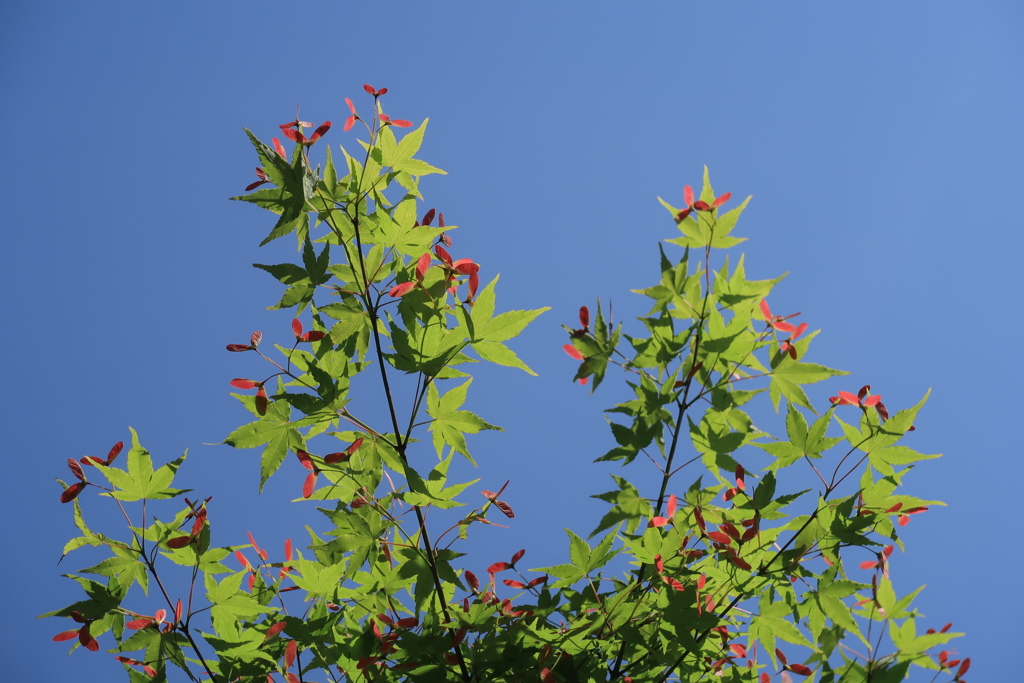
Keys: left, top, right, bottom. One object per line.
{"left": 2, "top": 1, "right": 1021, "bottom": 680}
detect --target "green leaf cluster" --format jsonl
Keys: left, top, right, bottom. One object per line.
{"left": 45, "top": 98, "right": 962, "bottom": 683}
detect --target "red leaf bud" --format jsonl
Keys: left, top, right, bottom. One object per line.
{"left": 264, "top": 621, "right": 287, "bottom": 640}
{"left": 60, "top": 482, "right": 86, "bottom": 503}
{"left": 563, "top": 344, "right": 584, "bottom": 360}
{"left": 957, "top": 658, "right": 971, "bottom": 677}
{"left": 105, "top": 442, "right": 123, "bottom": 464}
{"left": 323, "top": 451, "right": 348, "bottom": 465}
{"left": 726, "top": 554, "right": 752, "bottom": 571}
{"left": 836, "top": 391, "right": 860, "bottom": 405}
{"left": 284, "top": 639, "right": 298, "bottom": 668}
{"left": 295, "top": 450, "right": 314, "bottom": 471}
{"left": 494, "top": 499, "right": 515, "bottom": 518}
{"left": 255, "top": 386, "right": 268, "bottom": 415}
{"left": 720, "top": 523, "right": 741, "bottom": 541}
{"left": 302, "top": 471, "right": 316, "bottom": 498}
{"left": 80, "top": 631, "right": 99, "bottom": 651}
{"left": 433, "top": 244, "right": 453, "bottom": 265}
{"left": 280, "top": 127, "right": 304, "bottom": 144}
{"left": 707, "top": 531, "right": 732, "bottom": 545}
{"left": 307, "top": 121, "right": 331, "bottom": 144}
{"left": 67, "top": 458, "right": 86, "bottom": 482}
{"left": 487, "top": 561, "right": 510, "bottom": 575}
{"left": 711, "top": 192, "right": 732, "bottom": 208}
{"left": 388, "top": 282, "right": 416, "bottom": 297}
{"left": 694, "top": 507, "right": 706, "bottom": 532}
{"left": 416, "top": 253, "right": 431, "bottom": 281}
{"left": 665, "top": 576, "right": 685, "bottom": 591}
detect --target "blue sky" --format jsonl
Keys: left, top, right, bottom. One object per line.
{"left": 2, "top": 1, "right": 1021, "bottom": 680}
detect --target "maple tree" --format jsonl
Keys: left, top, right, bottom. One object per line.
{"left": 47, "top": 85, "right": 969, "bottom": 682}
